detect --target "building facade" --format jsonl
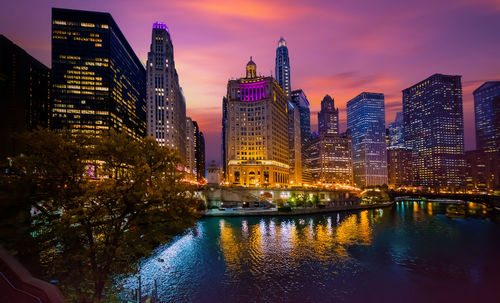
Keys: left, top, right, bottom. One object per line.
{"left": 51, "top": 8, "right": 146, "bottom": 138}
{"left": 387, "top": 146, "right": 413, "bottom": 187}
{"left": 473, "top": 81, "right": 500, "bottom": 153}
{"left": 288, "top": 101, "right": 302, "bottom": 185}
{"left": 146, "top": 22, "right": 186, "bottom": 158}
{"left": 318, "top": 94, "right": 339, "bottom": 136}
{"left": 290, "top": 89, "right": 312, "bottom": 184}
{"left": 0, "top": 35, "right": 50, "bottom": 159}
{"left": 194, "top": 122, "right": 205, "bottom": 182}
{"left": 224, "top": 58, "right": 289, "bottom": 186}
{"left": 465, "top": 150, "right": 500, "bottom": 193}
{"left": 185, "top": 117, "right": 196, "bottom": 177}
{"left": 347, "top": 92, "right": 387, "bottom": 187}
{"left": 403, "top": 74, "right": 465, "bottom": 191}
{"left": 221, "top": 96, "right": 231, "bottom": 182}
{"left": 388, "top": 111, "right": 404, "bottom": 147}
{"left": 275, "top": 37, "right": 291, "bottom": 97}
{"left": 305, "top": 134, "right": 353, "bottom": 187}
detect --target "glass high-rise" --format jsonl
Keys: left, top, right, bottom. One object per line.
{"left": 388, "top": 111, "right": 404, "bottom": 147}
{"left": 275, "top": 37, "right": 291, "bottom": 97}
{"left": 51, "top": 8, "right": 146, "bottom": 138}
{"left": 347, "top": 92, "right": 387, "bottom": 187}
{"left": 403, "top": 74, "right": 465, "bottom": 191}
{"left": 146, "top": 22, "right": 186, "bottom": 157}
{"left": 473, "top": 81, "right": 500, "bottom": 152}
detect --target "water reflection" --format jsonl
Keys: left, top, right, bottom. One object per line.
{"left": 121, "top": 202, "right": 500, "bottom": 302}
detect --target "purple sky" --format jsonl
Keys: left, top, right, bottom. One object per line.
{"left": 2, "top": 0, "right": 500, "bottom": 163}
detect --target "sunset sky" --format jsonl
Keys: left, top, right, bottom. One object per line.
{"left": 2, "top": 0, "right": 500, "bottom": 163}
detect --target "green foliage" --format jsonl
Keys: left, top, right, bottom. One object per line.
{"left": 0, "top": 128, "right": 201, "bottom": 303}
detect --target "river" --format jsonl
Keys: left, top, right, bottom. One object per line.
{"left": 121, "top": 201, "right": 500, "bottom": 302}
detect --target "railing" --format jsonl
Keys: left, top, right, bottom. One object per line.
{"left": 0, "top": 246, "right": 66, "bottom": 303}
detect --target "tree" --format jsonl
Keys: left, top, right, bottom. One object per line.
{"left": 0, "top": 129, "right": 202, "bottom": 302}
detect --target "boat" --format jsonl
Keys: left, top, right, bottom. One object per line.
{"left": 446, "top": 204, "right": 466, "bottom": 218}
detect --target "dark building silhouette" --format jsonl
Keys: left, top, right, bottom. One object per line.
{"left": 403, "top": 74, "right": 465, "bottom": 192}
{"left": 193, "top": 121, "right": 205, "bottom": 182}
{"left": 291, "top": 89, "right": 312, "bottom": 184}
{"left": 473, "top": 81, "right": 500, "bottom": 152}
{"left": 318, "top": 94, "right": 339, "bottom": 136}
{"left": 51, "top": 8, "right": 146, "bottom": 138}
{"left": 222, "top": 96, "right": 228, "bottom": 180}
{"left": 0, "top": 35, "right": 50, "bottom": 159}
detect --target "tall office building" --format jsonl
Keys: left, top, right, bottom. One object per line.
{"left": 347, "top": 92, "right": 387, "bottom": 187}
{"left": 388, "top": 111, "right": 404, "bottom": 147}
{"left": 222, "top": 96, "right": 228, "bottom": 180}
{"left": 51, "top": 8, "right": 146, "bottom": 138}
{"left": 403, "top": 74, "right": 465, "bottom": 191}
{"left": 194, "top": 121, "right": 205, "bottom": 182}
{"left": 0, "top": 35, "right": 50, "bottom": 159}
{"left": 318, "top": 94, "right": 339, "bottom": 136}
{"left": 146, "top": 22, "right": 186, "bottom": 158}
{"left": 185, "top": 117, "right": 196, "bottom": 177}
{"left": 275, "top": 37, "right": 291, "bottom": 97}
{"left": 224, "top": 58, "right": 289, "bottom": 186}
{"left": 288, "top": 101, "right": 302, "bottom": 185}
{"left": 473, "top": 81, "right": 500, "bottom": 152}
{"left": 290, "top": 89, "right": 311, "bottom": 147}
{"left": 305, "top": 133, "right": 353, "bottom": 186}
{"left": 291, "top": 89, "right": 312, "bottom": 184}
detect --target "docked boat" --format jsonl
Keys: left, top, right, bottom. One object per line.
{"left": 446, "top": 204, "right": 466, "bottom": 218}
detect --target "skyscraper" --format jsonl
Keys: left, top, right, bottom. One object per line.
{"left": 347, "top": 92, "right": 387, "bottom": 187}
{"left": 290, "top": 89, "right": 311, "bottom": 148}
{"left": 291, "top": 89, "right": 312, "bottom": 185}
{"left": 222, "top": 96, "right": 228, "bottom": 180}
{"left": 0, "top": 35, "right": 50, "bottom": 159}
{"left": 275, "top": 37, "right": 291, "bottom": 97}
{"left": 146, "top": 22, "right": 186, "bottom": 158}
{"left": 224, "top": 58, "right": 289, "bottom": 186}
{"left": 473, "top": 81, "right": 500, "bottom": 152}
{"left": 388, "top": 111, "right": 404, "bottom": 147}
{"left": 318, "top": 94, "right": 339, "bottom": 136}
{"left": 194, "top": 120, "right": 205, "bottom": 182}
{"left": 185, "top": 117, "right": 196, "bottom": 177}
{"left": 51, "top": 8, "right": 146, "bottom": 138}
{"left": 403, "top": 74, "right": 465, "bottom": 191}
{"left": 288, "top": 101, "right": 302, "bottom": 185}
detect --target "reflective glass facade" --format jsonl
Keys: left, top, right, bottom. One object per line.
{"left": 51, "top": 8, "right": 146, "bottom": 138}
{"left": 347, "top": 92, "right": 387, "bottom": 187}
{"left": 473, "top": 81, "right": 500, "bottom": 152}
{"left": 275, "top": 37, "right": 291, "bottom": 97}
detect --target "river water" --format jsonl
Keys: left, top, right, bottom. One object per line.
{"left": 121, "top": 202, "right": 500, "bottom": 302}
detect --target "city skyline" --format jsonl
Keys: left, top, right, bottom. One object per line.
{"left": 2, "top": 0, "right": 500, "bottom": 163}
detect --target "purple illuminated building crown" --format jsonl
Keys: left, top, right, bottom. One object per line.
{"left": 153, "top": 22, "right": 169, "bottom": 32}
{"left": 240, "top": 81, "right": 266, "bottom": 101}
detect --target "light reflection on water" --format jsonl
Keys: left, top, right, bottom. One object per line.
{"left": 121, "top": 202, "right": 500, "bottom": 302}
